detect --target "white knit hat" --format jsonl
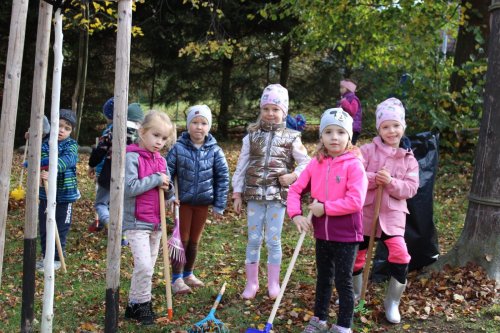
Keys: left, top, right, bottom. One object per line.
{"left": 319, "top": 108, "right": 353, "bottom": 140}
{"left": 186, "top": 104, "right": 212, "bottom": 130}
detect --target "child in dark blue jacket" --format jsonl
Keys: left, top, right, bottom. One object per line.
{"left": 166, "top": 105, "right": 229, "bottom": 294}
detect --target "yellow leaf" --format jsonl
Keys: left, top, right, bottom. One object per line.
{"left": 403, "top": 324, "right": 411, "bottom": 330}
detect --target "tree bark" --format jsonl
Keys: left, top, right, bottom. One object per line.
{"left": 21, "top": 2, "right": 53, "bottom": 331}
{"left": 41, "top": 8, "right": 64, "bottom": 332}
{"left": 105, "top": 1, "right": 132, "bottom": 331}
{"left": 280, "top": 39, "right": 291, "bottom": 87}
{"left": 0, "top": 0, "right": 29, "bottom": 288}
{"left": 71, "top": 1, "right": 89, "bottom": 140}
{"left": 217, "top": 56, "right": 233, "bottom": 139}
{"left": 449, "top": 0, "right": 490, "bottom": 95}
{"left": 432, "top": 1, "right": 500, "bottom": 283}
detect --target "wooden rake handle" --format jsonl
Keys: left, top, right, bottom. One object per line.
{"left": 267, "top": 201, "right": 316, "bottom": 326}
{"left": 43, "top": 179, "right": 67, "bottom": 273}
{"left": 159, "top": 188, "right": 173, "bottom": 320}
{"left": 360, "top": 186, "right": 383, "bottom": 302}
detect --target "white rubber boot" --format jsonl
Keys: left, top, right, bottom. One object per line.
{"left": 384, "top": 277, "right": 406, "bottom": 324}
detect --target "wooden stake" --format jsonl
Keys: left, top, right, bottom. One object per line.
{"left": 159, "top": 188, "right": 173, "bottom": 320}
{"left": 360, "top": 186, "right": 384, "bottom": 302}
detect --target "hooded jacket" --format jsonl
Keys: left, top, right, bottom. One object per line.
{"left": 360, "top": 136, "right": 419, "bottom": 237}
{"left": 123, "top": 144, "right": 174, "bottom": 232}
{"left": 166, "top": 132, "right": 229, "bottom": 214}
{"left": 287, "top": 149, "right": 368, "bottom": 242}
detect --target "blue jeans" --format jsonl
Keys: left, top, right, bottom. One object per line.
{"left": 94, "top": 184, "right": 110, "bottom": 225}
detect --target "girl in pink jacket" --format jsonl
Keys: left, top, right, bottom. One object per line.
{"left": 355, "top": 97, "right": 419, "bottom": 325}
{"left": 288, "top": 108, "right": 368, "bottom": 333}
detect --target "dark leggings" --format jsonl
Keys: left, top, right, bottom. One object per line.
{"left": 315, "top": 239, "right": 358, "bottom": 328}
{"left": 173, "top": 204, "right": 209, "bottom": 275}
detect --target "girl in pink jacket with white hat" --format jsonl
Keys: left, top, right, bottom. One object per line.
{"left": 355, "top": 97, "right": 419, "bottom": 324}
{"left": 288, "top": 108, "right": 368, "bottom": 333}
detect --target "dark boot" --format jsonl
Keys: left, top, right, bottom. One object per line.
{"left": 125, "top": 301, "right": 154, "bottom": 325}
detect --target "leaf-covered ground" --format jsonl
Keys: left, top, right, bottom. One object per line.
{"left": 0, "top": 141, "right": 498, "bottom": 332}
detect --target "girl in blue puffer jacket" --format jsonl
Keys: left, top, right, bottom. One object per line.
{"left": 166, "top": 105, "right": 230, "bottom": 294}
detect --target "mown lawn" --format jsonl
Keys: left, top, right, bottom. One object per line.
{"left": 0, "top": 140, "right": 498, "bottom": 332}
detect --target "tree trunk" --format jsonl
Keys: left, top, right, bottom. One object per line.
{"left": 280, "top": 39, "right": 291, "bottom": 87}
{"left": 217, "top": 57, "right": 233, "bottom": 139}
{"left": 449, "top": 0, "right": 490, "bottom": 96}
{"left": 105, "top": 1, "right": 132, "bottom": 331}
{"left": 432, "top": 1, "right": 500, "bottom": 283}
{"left": 41, "top": 8, "right": 64, "bottom": 332}
{"left": 21, "top": 2, "right": 53, "bottom": 331}
{"left": 149, "top": 56, "right": 156, "bottom": 109}
{"left": 0, "top": 0, "right": 29, "bottom": 288}
{"left": 71, "top": 2, "right": 89, "bottom": 141}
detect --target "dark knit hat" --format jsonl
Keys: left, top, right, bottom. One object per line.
{"left": 127, "top": 103, "right": 144, "bottom": 123}
{"left": 60, "top": 109, "right": 77, "bottom": 129}
{"left": 103, "top": 97, "right": 114, "bottom": 120}
{"left": 42, "top": 115, "right": 51, "bottom": 136}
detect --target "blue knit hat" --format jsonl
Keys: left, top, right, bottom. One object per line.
{"left": 103, "top": 97, "right": 114, "bottom": 120}
{"left": 286, "top": 114, "right": 307, "bottom": 132}
{"left": 127, "top": 103, "right": 144, "bottom": 123}
{"left": 60, "top": 109, "right": 77, "bottom": 129}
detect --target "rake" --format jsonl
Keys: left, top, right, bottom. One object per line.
{"left": 356, "top": 186, "right": 383, "bottom": 312}
{"left": 246, "top": 203, "right": 315, "bottom": 333}
{"left": 10, "top": 138, "right": 28, "bottom": 201}
{"left": 188, "top": 282, "right": 228, "bottom": 333}
{"left": 168, "top": 178, "right": 185, "bottom": 264}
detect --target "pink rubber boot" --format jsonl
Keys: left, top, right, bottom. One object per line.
{"left": 267, "top": 263, "right": 281, "bottom": 299}
{"left": 242, "top": 263, "right": 259, "bottom": 299}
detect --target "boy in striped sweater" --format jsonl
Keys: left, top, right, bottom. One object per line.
{"left": 37, "top": 109, "right": 80, "bottom": 271}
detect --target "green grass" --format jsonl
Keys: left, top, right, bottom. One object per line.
{"left": 0, "top": 143, "right": 497, "bottom": 332}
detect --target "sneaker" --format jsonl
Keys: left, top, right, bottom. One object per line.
{"left": 172, "top": 278, "right": 192, "bottom": 295}
{"left": 87, "top": 220, "right": 103, "bottom": 233}
{"left": 184, "top": 274, "right": 205, "bottom": 288}
{"left": 302, "top": 316, "right": 328, "bottom": 333}
{"left": 36, "top": 260, "right": 44, "bottom": 272}
{"left": 329, "top": 324, "right": 352, "bottom": 333}
{"left": 125, "top": 301, "right": 154, "bottom": 325}
{"left": 121, "top": 235, "right": 129, "bottom": 246}
{"left": 36, "top": 260, "right": 61, "bottom": 271}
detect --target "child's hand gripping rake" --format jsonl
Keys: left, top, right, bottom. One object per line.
{"left": 159, "top": 188, "right": 174, "bottom": 320}
{"left": 246, "top": 205, "right": 315, "bottom": 333}
{"left": 168, "top": 178, "right": 185, "bottom": 264}
{"left": 357, "top": 186, "right": 383, "bottom": 311}
{"left": 188, "top": 282, "right": 228, "bottom": 333}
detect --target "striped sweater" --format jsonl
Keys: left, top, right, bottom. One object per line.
{"left": 39, "top": 137, "right": 80, "bottom": 203}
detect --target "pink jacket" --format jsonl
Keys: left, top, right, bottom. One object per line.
{"left": 287, "top": 149, "right": 368, "bottom": 242}
{"left": 127, "top": 143, "right": 167, "bottom": 226}
{"left": 360, "top": 136, "right": 419, "bottom": 237}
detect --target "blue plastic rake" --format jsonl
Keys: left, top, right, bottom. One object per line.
{"left": 188, "top": 282, "right": 228, "bottom": 333}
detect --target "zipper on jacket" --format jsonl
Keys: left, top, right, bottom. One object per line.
{"left": 262, "top": 130, "right": 275, "bottom": 198}
{"left": 193, "top": 149, "right": 201, "bottom": 202}
{"left": 325, "top": 159, "right": 331, "bottom": 241}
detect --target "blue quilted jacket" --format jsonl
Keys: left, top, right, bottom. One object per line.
{"left": 166, "top": 132, "right": 229, "bottom": 214}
